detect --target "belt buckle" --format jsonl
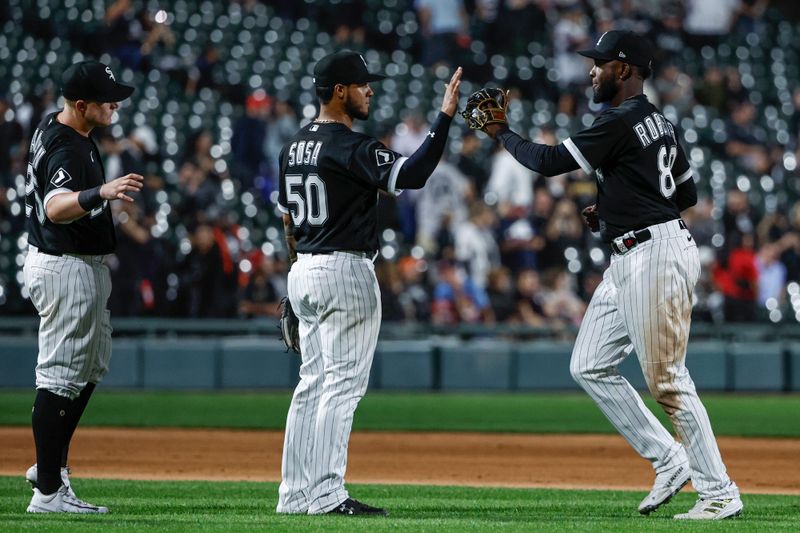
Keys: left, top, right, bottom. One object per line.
{"left": 613, "top": 231, "right": 636, "bottom": 254}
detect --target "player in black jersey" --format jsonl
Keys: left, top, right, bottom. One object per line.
{"left": 276, "top": 50, "right": 461, "bottom": 516}
{"left": 22, "top": 60, "right": 143, "bottom": 514}
{"left": 475, "top": 31, "right": 742, "bottom": 519}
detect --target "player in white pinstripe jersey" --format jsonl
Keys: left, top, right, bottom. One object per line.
{"left": 22, "top": 60, "right": 143, "bottom": 514}
{"left": 479, "top": 31, "right": 742, "bottom": 520}
{"left": 276, "top": 51, "right": 461, "bottom": 516}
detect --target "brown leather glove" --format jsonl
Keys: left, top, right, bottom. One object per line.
{"left": 581, "top": 204, "right": 600, "bottom": 232}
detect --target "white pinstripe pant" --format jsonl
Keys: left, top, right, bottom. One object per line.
{"left": 277, "top": 251, "right": 381, "bottom": 515}
{"left": 23, "top": 246, "right": 113, "bottom": 400}
{"left": 570, "top": 220, "right": 738, "bottom": 499}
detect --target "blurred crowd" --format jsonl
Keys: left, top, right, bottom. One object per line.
{"left": 1, "top": 0, "right": 799, "bottom": 326}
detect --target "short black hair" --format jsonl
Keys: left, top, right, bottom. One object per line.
{"left": 316, "top": 86, "right": 334, "bottom": 104}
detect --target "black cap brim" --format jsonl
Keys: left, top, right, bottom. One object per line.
{"left": 96, "top": 83, "right": 135, "bottom": 103}
{"left": 577, "top": 49, "right": 615, "bottom": 62}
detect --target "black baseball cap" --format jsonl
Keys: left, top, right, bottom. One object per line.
{"left": 577, "top": 30, "right": 653, "bottom": 68}
{"left": 62, "top": 60, "right": 135, "bottom": 103}
{"left": 313, "top": 50, "right": 386, "bottom": 87}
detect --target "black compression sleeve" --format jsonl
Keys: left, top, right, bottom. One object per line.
{"left": 497, "top": 129, "right": 581, "bottom": 177}
{"left": 77, "top": 185, "right": 103, "bottom": 211}
{"left": 395, "top": 112, "right": 452, "bottom": 190}
{"left": 675, "top": 176, "right": 698, "bottom": 211}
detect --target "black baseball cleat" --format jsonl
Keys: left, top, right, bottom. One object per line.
{"left": 327, "top": 498, "right": 388, "bottom": 516}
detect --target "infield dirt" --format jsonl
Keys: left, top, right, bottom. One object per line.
{"left": 1, "top": 428, "right": 797, "bottom": 494}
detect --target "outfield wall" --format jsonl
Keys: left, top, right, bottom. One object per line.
{"left": 1, "top": 336, "right": 796, "bottom": 392}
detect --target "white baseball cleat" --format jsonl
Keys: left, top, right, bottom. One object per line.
{"left": 26, "top": 464, "right": 77, "bottom": 499}
{"left": 26, "top": 485, "right": 109, "bottom": 514}
{"left": 674, "top": 497, "right": 743, "bottom": 520}
{"left": 638, "top": 458, "right": 691, "bottom": 514}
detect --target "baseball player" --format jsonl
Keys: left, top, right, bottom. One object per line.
{"left": 470, "top": 31, "right": 742, "bottom": 520}
{"left": 276, "top": 50, "right": 461, "bottom": 516}
{"left": 22, "top": 60, "right": 143, "bottom": 513}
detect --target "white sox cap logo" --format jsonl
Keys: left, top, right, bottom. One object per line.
{"left": 375, "top": 149, "right": 395, "bottom": 167}
{"left": 50, "top": 167, "right": 73, "bottom": 187}
{"left": 105, "top": 66, "right": 116, "bottom": 81}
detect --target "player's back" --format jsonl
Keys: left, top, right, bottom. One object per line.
{"left": 278, "top": 121, "right": 404, "bottom": 254}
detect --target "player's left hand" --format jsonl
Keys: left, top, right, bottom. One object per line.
{"left": 461, "top": 87, "right": 509, "bottom": 132}
{"left": 440, "top": 67, "right": 462, "bottom": 117}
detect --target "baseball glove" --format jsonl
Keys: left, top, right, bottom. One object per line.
{"left": 278, "top": 296, "right": 301, "bottom": 355}
{"left": 460, "top": 88, "right": 509, "bottom": 130}
{"left": 581, "top": 204, "right": 600, "bottom": 232}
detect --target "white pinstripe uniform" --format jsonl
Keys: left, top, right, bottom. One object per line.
{"left": 563, "top": 97, "right": 739, "bottom": 500}
{"left": 23, "top": 247, "right": 113, "bottom": 399}
{"left": 278, "top": 250, "right": 381, "bottom": 514}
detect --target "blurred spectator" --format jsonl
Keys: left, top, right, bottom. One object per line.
{"left": 177, "top": 223, "right": 231, "bottom": 317}
{"left": 755, "top": 242, "right": 786, "bottom": 307}
{"left": 431, "top": 261, "right": 491, "bottom": 324}
{"left": 0, "top": 96, "right": 23, "bottom": 185}
{"left": 485, "top": 141, "right": 535, "bottom": 214}
{"left": 486, "top": 266, "right": 516, "bottom": 323}
{"left": 176, "top": 159, "right": 220, "bottom": 222}
{"left": 324, "top": 0, "right": 366, "bottom": 46}
{"left": 552, "top": 3, "right": 590, "bottom": 90}
{"left": 514, "top": 268, "right": 547, "bottom": 327}
{"left": 453, "top": 131, "right": 488, "bottom": 194}
{"left": 414, "top": 0, "right": 470, "bottom": 67}
{"left": 725, "top": 101, "right": 770, "bottom": 175}
{"left": 498, "top": 204, "right": 541, "bottom": 274}
{"left": 539, "top": 198, "right": 584, "bottom": 271}
{"left": 239, "top": 254, "right": 285, "bottom": 318}
{"left": 683, "top": 196, "right": 716, "bottom": 247}
{"left": 683, "top": 0, "right": 739, "bottom": 51}
{"left": 186, "top": 44, "right": 222, "bottom": 95}
{"left": 415, "top": 160, "right": 471, "bottom": 254}
{"left": 722, "top": 189, "right": 756, "bottom": 245}
{"left": 654, "top": 64, "right": 694, "bottom": 117}
{"left": 391, "top": 111, "right": 429, "bottom": 156}
{"left": 712, "top": 232, "right": 757, "bottom": 322}
{"left": 694, "top": 66, "right": 727, "bottom": 115}
{"left": 109, "top": 201, "right": 155, "bottom": 316}
{"left": 396, "top": 256, "right": 432, "bottom": 322}
{"left": 454, "top": 201, "right": 500, "bottom": 288}
{"left": 232, "top": 90, "right": 272, "bottom": 190}
{"left": 493, "top": 0, "right": 547, "bottom": 57}
{"left": 541, "top": 269, "right": 585, "bottom": 327}
{"left": 264, "top": 99, "right": 300, "bottom": 183}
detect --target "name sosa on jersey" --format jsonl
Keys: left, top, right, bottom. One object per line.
{"left": 287, "top": 140, "right": 323, "bottom": 167}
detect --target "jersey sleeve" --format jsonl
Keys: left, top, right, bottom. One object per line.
{"left": 349, "top": 138, "right": 408, "bottom": 196}
{"left": 562, "top": 110, "right": 628, "bottom": 174}
{"left": 42, "top": 145, "right": 87, "bottom": 208}
{"left": 276, "top": 146, "right": 289, "bottom": 214}
{"left": 672, "top": 141, "right": 694, "bottom": 185}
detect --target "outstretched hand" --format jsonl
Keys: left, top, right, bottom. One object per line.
{"left": 440, "top": 67, "right": 463, "bottom": 117}
{"left": 100, "top": 173, "right": 144, "bottom": 203}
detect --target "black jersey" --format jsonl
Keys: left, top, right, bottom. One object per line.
{"left": 25, "top": 112, "right": 115, "bottom": 254}
{"left": 562, "top": 95, "right": 693, "bottom": 241}
{"left": 277, "top": 122, "right": 406, "bottom": 253}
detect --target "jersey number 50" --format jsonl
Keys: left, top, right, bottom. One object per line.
{"left": 286, "top": 173, "right": 329, "bottom": 226}
{"left": 657, "top": 145, "right": 677, "bottom": 199}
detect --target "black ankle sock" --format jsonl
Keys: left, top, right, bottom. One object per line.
{"left": 32, "top": 390, "right": 71, "bottom": 494}
{"left": 61, "top": 382, "right": 96, "bottom": 466}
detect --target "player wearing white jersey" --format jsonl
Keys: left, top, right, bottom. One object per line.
{"left": 276, "top": 51, "right": 461, "bottom": 516}
{"left": 476, "top": 31, "right": 742, "bottom": 520}
{"left": 22, "top": 60, "right": 143, "bottom": 514}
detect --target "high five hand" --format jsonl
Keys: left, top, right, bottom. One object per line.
{"left": 440, "top": 67, "right": 463, "bottom": 118}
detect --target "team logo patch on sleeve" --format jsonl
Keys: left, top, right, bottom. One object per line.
{"left": 50, "top": 167, "right": 73, "bottom": 187}
{"left": 375, "top": 149, "right": 395, "bottom": 167}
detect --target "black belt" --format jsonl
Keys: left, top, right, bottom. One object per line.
{"left": 609, "top": 220, "right": 687, "bottom": 255}
{"left": 610, "top": 229, "right": 651, "bottom": 255}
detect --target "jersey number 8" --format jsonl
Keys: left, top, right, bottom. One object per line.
{"left": 286, "top": 173, "right": 329, "bottom": 226}
{"left": 657, "top": 145, "right": 677, "bottom": 199}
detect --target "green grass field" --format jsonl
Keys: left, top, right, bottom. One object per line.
{"left": 1, "top": 479, "right": 798, "bottom": 532}
{"left": 1, "top": 390, "right": 799, "bottom": 436}
{"left": 1, "top": 391, "right": 798, "bottom": 530}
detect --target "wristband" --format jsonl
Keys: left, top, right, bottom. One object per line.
{"left": 78, "top": 186, "right": 103, "bottom": 211}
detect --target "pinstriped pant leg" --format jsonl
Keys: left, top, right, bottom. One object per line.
{"left": 307, "top": 256, "right": 381, "bottom": 514}
{"left": 624, "top": 237, "right": 738, "bottom": 498}
{"left": 278, "top": 258, "right": 325, "bottom": 513}
{"left": 571, "top": 261, "right": 680, "bottom": 469}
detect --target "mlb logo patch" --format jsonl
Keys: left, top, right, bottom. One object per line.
{"left": 375, "top": 149, "right": 395, "bottom": 167}
{"left": 50, "top": 167, "right": 73, "bottom": 187}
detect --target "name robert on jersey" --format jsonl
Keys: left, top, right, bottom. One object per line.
{"left": 632, "top": 111, "right": 676, "bottom": 149}
{"left": 287, "top": 140, "right": 323, "bottom": 167}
